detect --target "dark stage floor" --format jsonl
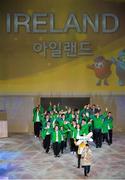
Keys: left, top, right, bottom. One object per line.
{"left": 0, "top": 133, "right": 125, "bottom": 179}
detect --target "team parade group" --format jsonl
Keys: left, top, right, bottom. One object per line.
{"left": 32, "top": 102, "right": 113, "bottom": 177}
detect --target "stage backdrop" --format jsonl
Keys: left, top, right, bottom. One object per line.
{"left": 0, "top": 0, "right": 125, "bottom": 95}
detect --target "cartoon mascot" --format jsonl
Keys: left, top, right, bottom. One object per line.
{"left": 87, "top": 56, "right": 112, "bottom": 86}
{"left": 112, "top": 50, "right": 125, "bottom": 86}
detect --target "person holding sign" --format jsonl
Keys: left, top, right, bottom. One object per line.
{"left": 81, "top": 144, "right": 92, "bottom": 177}
{"left": 74, "top": 132, "right": 93, "bottom": 169}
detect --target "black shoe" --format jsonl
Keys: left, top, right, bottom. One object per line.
{"left": 57, "top": 155, "right": 60, "bottom": 157}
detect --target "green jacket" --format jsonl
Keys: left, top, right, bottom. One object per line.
{"left": 60, "top": 129, "right": 68, "bottom": 141}
{"left": 92, "top": 115, "right": 103, "bottom": 129}
{"left": 42, "top": 119, "right": 51, "bottom": 128}
{"left": 69, "top": 126, "right": 77, "bottom": 139}
{"left": 51, "top": 130, "right": 62, "bottom": 143}
{"left": 106, "top": 117, "right": 113, "bottom": 129}
{"left": 40, "top": 127, "right": 52, "bottom": 139}
{"left": 81, "top": 123, "right": 90, "bottom": 135}
{"left": 32, "top": 111, "right": 42, "bottom": 123}
{"left": 102, "top": 120, "right": 108, "bottom": 133}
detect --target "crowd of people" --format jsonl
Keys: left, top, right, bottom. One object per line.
{"left": 32, "top": 102, "right": 113, "bottom": 177}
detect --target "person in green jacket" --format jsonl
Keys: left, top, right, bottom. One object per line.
{"left": 33, "top": 104, "right": 44, "bottom": 114}
{"left": 92, "top": 112, "right": 103, "bottom": 148}
{"left": 41, "top": 121, "right": 52, "bottom": 153}
{"left": 32, "top": 105, "right": 42, "bottom": 138}
{"left": 63, "top": 120, "right": 71, "bottom": 149}
{"left": 69, "top": 121, "right": 77, "bottom": 154}
{"left": 69, "top": 122, "right": 83, "bottom": 155}
{"left": 106, "top": 112, "right": 113, "bottom": 145}
{"left": 76, "top": 124, "right": 83, "bottom": 140}
{"left": 60, "top": 126, "right": 68, "bottom": 154}
{"left": 101, "top": 119, "right": 109, "bottom": 145}
{"left": 51, "top": 125, "right": 62, "bottom": 157}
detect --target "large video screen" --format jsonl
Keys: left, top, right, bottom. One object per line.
{"left": 0, "top": 0, "right": 125, "bottom": 94}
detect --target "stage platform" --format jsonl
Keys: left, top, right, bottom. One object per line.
{"left": 0, "top": 133, "right": 125, "bottom": 179}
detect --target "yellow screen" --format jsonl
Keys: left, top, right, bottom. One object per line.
{"left": 0, "top": 0, "right": 125, "bottom": 95}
